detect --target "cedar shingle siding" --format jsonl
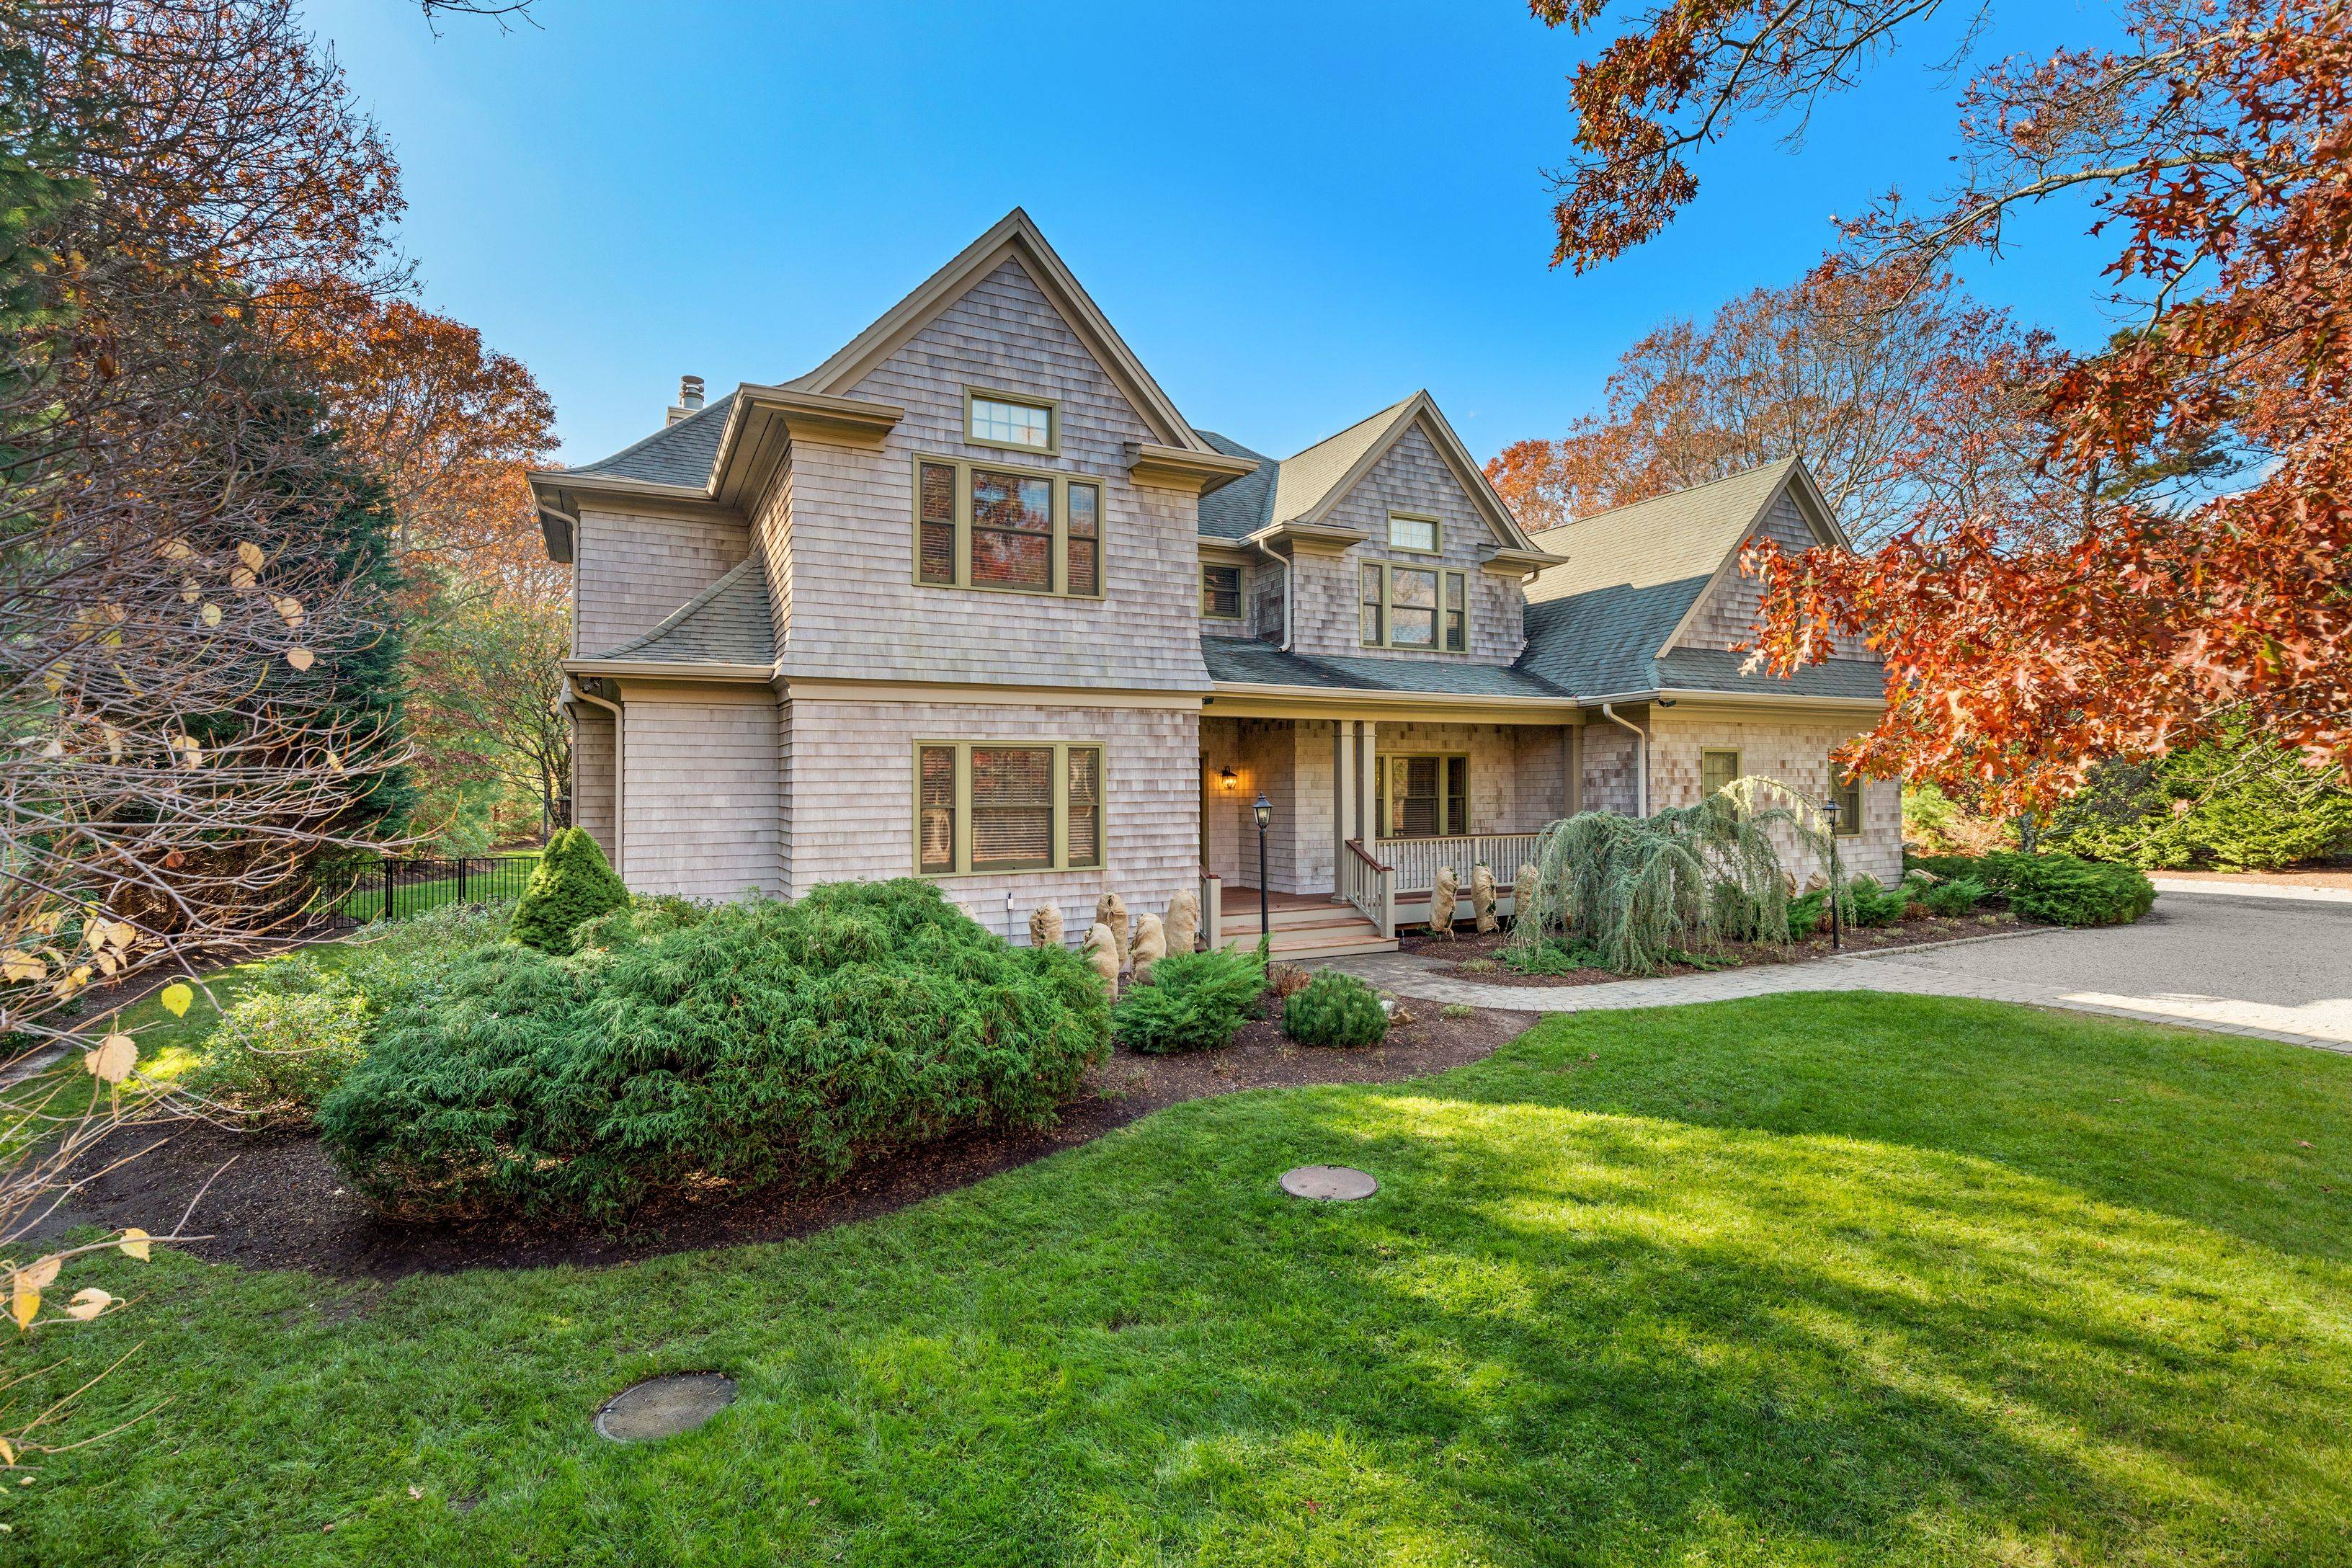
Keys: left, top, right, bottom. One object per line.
{"left": 543, "top": 213, "right": 1907, "bottom": 912}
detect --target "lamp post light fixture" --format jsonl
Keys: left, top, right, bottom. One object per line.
{"left": 1819, "top": 793, "right": 1843, "bottom": 950}
{"left": 1252, "top": 792, "right": 1273, "bottom": 937}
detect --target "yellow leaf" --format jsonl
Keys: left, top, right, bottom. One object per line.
{"left": 180, "top": 579, "right": 200, "bottom": 604}
{"left": 19, "top": 1255, "right": 59, "bottom": 1291}
{"left": 236, "top": 540, "right": 264, "bottom": 570}
{"left": 52, "top": 965, "right": 92, "bottom": 999}
{"left": 0, "top": 1436, "right": 14, "bottom": 1466}
{"left": 81, "top": 917, "right": 105, "bottom": 953}
{"left": 0, "top": 950, "right": 45, "bottom": 983}
{"left": 10, "top": 1280, "right": 36, "bottom": 1331}
{"left": 94, "top": 952, "right": 117, "bottom": 977}
{"left": 108, "top": 919, "right": 135, "bottom": 950}
{"left": 158, "top": 537, "right": 194, "bottom": 561}
{"left": 228, "top": 566, "right": 256, "bottom": 591}
{"left": 159, "top": 983, "right": 192, "bottom": 1018}
{"left": 275, "top": 597, "right": 304, "bottom": 628}
{"left": 324, "top": 750, "right": 343, "bottom": 773}
{"left": 118, "top": 1228, "right": 151, "bottom": 1262}
{"left": 103, "top": 724, "right": 122, "bottom": 762}
{"left": 66, "top": 1288, "right": 112, "bottom": 1320}
{"left": 84, "top": 1032, "right": 135, "bottom": 1084}
{"left": 200, "top": 602, "right": 222, "bottom": 627}
{"left": 284, "top": 647, "right": 314, "bottom": 672}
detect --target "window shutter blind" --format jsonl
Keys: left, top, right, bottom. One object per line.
{"left": 1066, "top": 748, "right": 1102, "bottom": 868}
{"left": 917, "top": 746, "right": 957, "bottom": 870}
{"left": 971, "top": 746, "right": 1055, "bottom": 867}
{"left": 1066, "top": 482, "right": 1100, "bottom": 595}
{"left": 917, "top": 463, "right": 956, "bottom": 585}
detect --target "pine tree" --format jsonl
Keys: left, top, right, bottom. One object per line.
{"left": 510, "top": 828, "right": 630, "bottom": 953}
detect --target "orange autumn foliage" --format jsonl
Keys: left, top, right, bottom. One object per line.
{"left": 1534, "top": 0, "right": 2352, "bottom": 805}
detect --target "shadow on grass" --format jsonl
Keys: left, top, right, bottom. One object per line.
{"left": 16, "top": 992, "right": 2352, "bottom": 1566}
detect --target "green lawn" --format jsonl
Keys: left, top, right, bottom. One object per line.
{"left": 17, "top": 994, "right": 2352, "bottom": 1565}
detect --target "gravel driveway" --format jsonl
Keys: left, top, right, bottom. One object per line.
{"left": 1328, "top": 890, "right": 2352, "bottom": 1052}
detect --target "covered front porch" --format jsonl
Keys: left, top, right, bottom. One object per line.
{"left": 1198, "top": 708, "right": 1579, "bottom": 944}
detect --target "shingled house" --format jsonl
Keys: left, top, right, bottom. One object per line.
{"left": 530, "top": 210, "right": 1895, "bottom": 958}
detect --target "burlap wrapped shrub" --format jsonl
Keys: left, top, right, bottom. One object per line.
{"left": 1095, "top": 892, "right": 1130, "bottom": 972}
{"left": 1428, "top": 867, "right": 1458, "bottom": 939}
{"left": 1471, "top": 863, "right": 1498, "bottom": 933}
{"left": 1082, "top": 922, "right": 1121, "bottom": 994}
{"left": 1028, "top": 902, "right": 1064, "bottom": 950}
{"left": 1130, "top": 912, "right": 1168, "bottom": 982}
{"left": 1164, "top": 889, "right": 1200, "bottom": 956}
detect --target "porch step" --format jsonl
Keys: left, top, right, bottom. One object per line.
{"left": 1223, "top": 893, "right": 1373, "bottom": 930}
{"left": 1213, "top": 899, "right": 1396, "bottom": 961}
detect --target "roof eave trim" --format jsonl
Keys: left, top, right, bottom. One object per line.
{"left": 1128, "top": 441, "right": 1256, "bottom": 495}
{"left": 528, "top": 468, "right": 720, "bottom": 508}
{"left": 1247, "top": 519, "right": 1369, "bottom": 554}
{"left": 1208, "top": 680, "right": 1575, "bottom": 710}
{"left": 1581, "top": 685, "right": 1886, "bottom": 710}
{"left": 560, "top": 658, "right": 775, "bottom": 682}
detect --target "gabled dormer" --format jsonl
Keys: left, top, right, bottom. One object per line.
{"left": 1193, "top": 391, "right": 1562, "bottom": 667}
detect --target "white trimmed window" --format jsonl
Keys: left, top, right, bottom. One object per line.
{"left": 916, "top": 741, "right": 1105, "bottom": 875}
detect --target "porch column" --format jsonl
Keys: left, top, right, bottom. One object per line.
{"left": 1357, "top": 720, "right": 1378, "bottom": 842}
{"left": 1332, "top": 719, "right": 1357, "bottom": 880}
{"left": 1564, "top": 724, "right": 1582, "bottom": 816}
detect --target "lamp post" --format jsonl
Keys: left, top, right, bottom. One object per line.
{"left": 1252, "top": 792, "right": 1273, "bottom": 938}
{"left": 1819, "top": 793, "right": 1843, "bottom": 950}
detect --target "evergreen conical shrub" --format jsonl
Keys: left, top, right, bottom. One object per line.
{"left": 509, "top": 828, "right": 629, "bottom": 953}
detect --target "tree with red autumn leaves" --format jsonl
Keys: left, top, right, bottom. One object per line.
{"left": 1533, "top": 0, "right": 2352, "bottom": 807}
{"left": 1486, "top": 264, "right": 2068, "bottom": 544}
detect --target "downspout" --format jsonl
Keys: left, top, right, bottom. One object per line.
{"left": 1249, "top": 535, "right": 1293, "bottom": 651}
{"left": 572, "top": 679, "right": 625, "bottom": 875}
{"left": 1600, "top": 701, "right": 1648, "bottom": 817}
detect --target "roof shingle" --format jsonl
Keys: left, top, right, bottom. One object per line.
{"left": 589, "top": 557, "right": 774, "bottom": 667}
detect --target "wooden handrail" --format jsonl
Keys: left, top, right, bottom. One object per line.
{"left": 1198, "top": 865, "right": 1221, "bottom": 883}
{"left": 1345, "top": 838, "right": 1391, "bottom": 874}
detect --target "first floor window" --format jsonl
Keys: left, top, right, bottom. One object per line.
{"left": 1700, "top": 748, "right": 1742, "bottom": 799}
{"left": 1374, "top": 754, "right": 1468, "bottom": 838}
{"left": 910, "top": 455, "right": 1105, "bottom": 598}
{"left": 1202, "top": 562, "right": 1242, "bottom": 618}
{"left": 1360, "top": 561, "right": 1470, "bottom": 651}
{"left": 1832, "top": 768, "right": 1863, "bottom": 836}
{"left": 915, "top": 741, "right": 1106, "bottom": 875}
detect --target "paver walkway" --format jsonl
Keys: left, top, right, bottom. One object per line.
{"left": 1326, "top": 888, "right": 2352, "bottom": 1053}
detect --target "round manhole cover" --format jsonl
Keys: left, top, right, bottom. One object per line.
{"left": 1280, "top": 1164, "right": 1378, "bottom": 1200}
{"left": 594, "top": 1373, "right": 737, "bottom": 1443}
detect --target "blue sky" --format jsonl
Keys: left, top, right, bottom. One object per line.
{"left": 313, "top": 1, "right": 2130, "bottom": 467}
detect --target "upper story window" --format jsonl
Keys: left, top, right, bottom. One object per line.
{"left": 964, "top": 388, "right": 1059, "bottom": 455}
{"left": 915, "top": 455, "right": 1102, "bottom": 598}
{"left": 1360, "top": 561, "right": 1468, "bottom": 652}
{"left": 1387, "top": 512, "right": 1440, "bottom": 555}
{"left": 1201, "top": 563, "right": 1242, "bottom": 619}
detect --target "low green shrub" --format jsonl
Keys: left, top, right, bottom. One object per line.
{"left": 1502, "top": 940, "right": 1599, "bottom": 976}
{"left": 185, "top": 904, "right": 510, "bottom": 1122}
{"left": 1281, "top": 971, "right": 1388, "bottom": 1048}
{"left": 1788, "top": 888, "right": 1828, "bottom": 939}
{"left": 1112, "top": 944, "right": 1266, "bottom": 1055}
{"left": 2045, "top": 733, "right": 2352, "bottom": 870}
{"left": 508, "top": 828, "right": 630, "bottom": 953}
{"left": 1907, "top": 852, "right": 1990, "bottom": 886}
{"left": 2002, "top": 855, "right": 2157, "bottom": 927}
{"left": 1845, "top": 876, "right": 1910, "bottom": 928}
{"left": 1440, "top": 1002, "right": 1476, "bottom": 1020}
{"left": 320, "top": 881, "right": 1112, "bottom": 1224}
{"left": 571, "top": 894, "right": 713, "bottom": 953}
{"left": 1920, "top": 876, "right": 1989, "bottom": 917}
{"left": 184, "top": 988, "right": 371, "bottom": 1125}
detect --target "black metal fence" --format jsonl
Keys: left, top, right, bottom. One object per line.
{"left": 330, "top": 852, "right": 542, "bottom": 927}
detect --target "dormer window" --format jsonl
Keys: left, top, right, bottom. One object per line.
{"left": 965, "top": 388, "right": 1059, "bottom": 455}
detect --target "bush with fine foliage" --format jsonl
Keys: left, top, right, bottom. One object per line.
{"left": 185, "top": 904, "right": 510, "bottom": 1123}
{"left": 1111, "top": 943, "right": 1266, "bottom": 1055}
{"left": 2001, "top": 855, "right": 2157, "bottom": 927}
{"left": 1845, "top": 876, "right": 1910, "bottom": 928}
{"left": 1281, "top": 971, "right": 1388, "bottom": 1048}
{"left": 508, "top": 827, "right": 630, "bottom": 953}
{"left": 1919, "top": 876, "right": 1989, "bottom": 917}
{"left": 319, "top": 880, "right": 1112, "bottom": 1223}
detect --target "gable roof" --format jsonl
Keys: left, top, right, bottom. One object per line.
{"left": 1513, "top": 457, "right": 1879, "bottom": 701}
{"left": 585, "top": 557, "right": 775, "bottom": 668}
{"left": 787, "top": 208, "right": 1213, "bottom": 454}
{"left": 1194, "top": 431, "right": 1279, "bottom": 540}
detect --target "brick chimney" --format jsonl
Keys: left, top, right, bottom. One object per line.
{"left": 667, "top": 374, "right": 705, "bottom": 427}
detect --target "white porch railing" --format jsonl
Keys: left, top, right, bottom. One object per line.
{"left": 1379, "top": 833, "right": 1543, "bottom": 894}
{"left": 1340, "top": 838, "right": 1395, "bottom": 938}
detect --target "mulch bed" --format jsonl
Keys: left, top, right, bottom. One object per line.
{"left": 1398, "top": 911, "right": 2025, "bottom": 987}
{"left": 32, "top": 1000, "right": 1534, "bottom": 1283}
